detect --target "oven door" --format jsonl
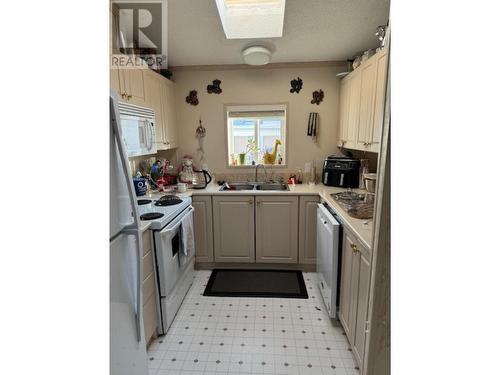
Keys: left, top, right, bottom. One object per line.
{"left": 154, "top": 206, "right": 194, "bottom": 298}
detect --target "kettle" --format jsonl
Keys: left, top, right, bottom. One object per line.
{"left": 192, "top": 169, "right": 212, "bottom": 189}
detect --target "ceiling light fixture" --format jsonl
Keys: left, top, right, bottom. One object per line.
{"left": 215, "top": 0, "right": 286, "bottom": 39}
{"left": 242, "top": 46, "right": 272, "bottom": 65}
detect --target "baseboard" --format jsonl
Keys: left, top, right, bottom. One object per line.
{"left": 195, "top": 262, "right": 316, "bottom": 272}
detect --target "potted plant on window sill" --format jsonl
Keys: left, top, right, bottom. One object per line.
{"left": 238, "top": 139, "right": 259, "bottom": 166}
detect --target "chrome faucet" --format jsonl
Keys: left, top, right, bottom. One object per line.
{"left": 255, "top": 164, "right": 267, "bottom": 183}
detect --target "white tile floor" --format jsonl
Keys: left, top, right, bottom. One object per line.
{"left": 147, "top": 271, "right": 359, "bottom": 375}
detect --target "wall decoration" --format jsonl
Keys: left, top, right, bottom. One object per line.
{"left": 207, "top": 79, "right": 222, "bottom": 94}
{"left": 290, "top": 77, "right": 303, "bottom": 93}
{"left": 195, "top": 118, "right": 207, "bottom": 164}
{"left": 311, "top": 89, "right": 324, "bottom": 105}
{"left": 185, "top": 90, "right": 199, "bottom": 106}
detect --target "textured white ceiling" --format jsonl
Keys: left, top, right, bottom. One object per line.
{"left": 168, "top": 0, "right": 390, "bottom": 66}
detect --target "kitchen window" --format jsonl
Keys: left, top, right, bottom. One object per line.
{"left": 225, "top": 104, "right": 287, "bottom": 167}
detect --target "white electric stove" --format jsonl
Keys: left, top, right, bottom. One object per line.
{"left": 137, "top": 194, "right": 195, "bottom": 335}
{"left": 137, "top": 194, "right": 192, "bottom": 230}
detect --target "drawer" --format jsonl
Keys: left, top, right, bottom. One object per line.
{"left": 142, "top": 230, "right": 152, "bottom": 254}
{"left": 142, "top": 272, "right": 156, "bottom": 303}
{"left": 143, "top": 293, "right": 158, "bottom": 344}
{"left": 142, "top": 249, "right": 154, "bottom": 282}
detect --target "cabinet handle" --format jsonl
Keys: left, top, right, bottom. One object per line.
{"left": 256, "top": 200, "right": 261, "bottom": 206}
{"left": 121, "top": 92, "right": 127, "bottom": 99}
{"left": 127, "top": 94, "right": 132, "bottom": 99}
{"left": 350, "top": 243, "right": 359, "bottom": 253}
{"left": 248, "top": 199, "right": 253, "bottom": 205}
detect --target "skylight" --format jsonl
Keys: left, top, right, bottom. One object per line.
{"left": 215, "top": 0, "right": 286, "bottom": 39}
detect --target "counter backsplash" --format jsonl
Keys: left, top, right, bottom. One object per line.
{"left": 213, "top": 171, "right": 321, "bottom": 184}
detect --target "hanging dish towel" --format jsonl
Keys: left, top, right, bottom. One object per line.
{"left": 179, "top": 208, "right": 195, "bottom": 265}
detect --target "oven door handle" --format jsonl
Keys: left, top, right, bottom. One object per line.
{"left": 158, "top": 206, "right": 194, "bottom": 235}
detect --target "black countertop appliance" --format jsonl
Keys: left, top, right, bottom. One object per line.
{"left": 321, "top": 155, "right": 360, "bottom": 188}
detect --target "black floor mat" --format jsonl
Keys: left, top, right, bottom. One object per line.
{"left": 203, "top": 269, "right": 308, "bottom": 298}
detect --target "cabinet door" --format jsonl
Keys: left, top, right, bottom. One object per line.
{"left": 143, "top": 70, "right": 166, "bottom": 149}
{"left": 345, "top": 71, "right": 361, "bottom": 149}
{"left": 369, "top": 49, "right": 388, "bottom": 152}
{"left": 339, "top": 230, "right": 357, "bottom": 342}
{"left": 213, "top": 196, "right": 255, "bottom": 263}
{"left": 352, "top": 251, "right": 371, "bottom": 367}
{"left": 338, "top": 77, "right": 350, "bottom": 147}
{"left": 255, "top": 196, "right": 298, "bottom": 263}
{"left": 192, "top": 196, "right": 214, "bottom": 263}
{"left": 124, "top": 69, "right": 146, "bottom": 105}
{"left": 161, "top": 79, "right": 178, "bottom": 149}
{"left": 298, "top": 196, "right": 319, "bottom": 264}
{"left": 356, "top": 60, "right": 376, "bottom": 149}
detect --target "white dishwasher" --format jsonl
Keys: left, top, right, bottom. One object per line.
{"left": 316, "top": 203, "right": 341, "bottom": 318}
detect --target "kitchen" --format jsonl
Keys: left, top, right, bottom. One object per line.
{"left": 110, "top": 1, "right": 389, "bottom": 375}
{"left": 4, "top": 2, "right": 500, "bottom": 375}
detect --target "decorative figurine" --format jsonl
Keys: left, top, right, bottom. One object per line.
{"left": 178, "top": 155, "right": 195, "bottom": 184}
{"left": 263, "top": 139, "right": 281, "bottom": 165}
{"left": 207, "top": 79, "right": 222, "bottom": 94}
{"left": 185, "top": 90, "right": 199, "bottom": 105}
{"left": 311, "top": 89, "right": 324, "bottom": 105}
{"left": 290, "top": 77, "right": 303, "bottom": 93}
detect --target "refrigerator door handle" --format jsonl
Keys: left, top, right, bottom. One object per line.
{"left": 110, "top": 95, "right": 139, "bottom": 230}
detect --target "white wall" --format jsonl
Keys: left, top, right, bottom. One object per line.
{"left": 172, "top": 65, "right": 344, "bottom": 176}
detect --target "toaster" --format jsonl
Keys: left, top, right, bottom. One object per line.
{"left": 321, "top": 155, "right": 360, "bottom": 188}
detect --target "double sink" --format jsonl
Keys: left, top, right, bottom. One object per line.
{"left": 220, "top": 181, "right": 290, "bottom": 191}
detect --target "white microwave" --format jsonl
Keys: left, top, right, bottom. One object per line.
{"left": 118, "top": 102, "right": 157, "bottom": 157}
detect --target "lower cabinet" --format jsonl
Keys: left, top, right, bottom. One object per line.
{"left": 194, "top": 194, "right": 318, "bottom": 266}
{"left": 338, "top": 228, "right": 371, "bottom": 369}
{"left": 213, "top": 196, "right": 255, "bottom": 263}
{"left": 255, "top": 196, "right": 298, "bottom": 263}
{"left": 142, "top": 230, "right": 158, "bottom": 346}
{"left": 298, "top": 196, "right": 320, "bottom": 264}
{"left": 192, "top": 196, "right": 214, "bottom": 262}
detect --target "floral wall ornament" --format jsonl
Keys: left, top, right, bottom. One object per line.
{"left": 311, "top": 89, "right": 324, "bottom": 105}
{"left": 290, "top": 77, "right": 303, "bottom": 93}
{"left": 185, "top": 90, "right": 199, "bottom": 106}
{"left": 207, "top": 79, "right": 222, "bottom": 94}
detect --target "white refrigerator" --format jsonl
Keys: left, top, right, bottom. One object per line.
{"left": 110, "top": 92, "right": 149, "bottom": 375}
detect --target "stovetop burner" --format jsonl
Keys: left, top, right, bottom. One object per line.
{"left": 140, "top": 212, "right": 164, "bottom": 221}
{"left": 137, "top": 199, "right": 152, "bottom": 205}
{"left": 155, "top": 194, "right": 182, "bottom": 206}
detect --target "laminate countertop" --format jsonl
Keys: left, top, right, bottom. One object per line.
{"left": 144, "top": 183, "right": 374, "bottom": 251}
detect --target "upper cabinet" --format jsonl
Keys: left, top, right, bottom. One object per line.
{"left": 160, "top": 78, "right": 178, "bottom": 149}
{"left": 338, "top": 48, "right": 388, "bottom": 153}
{"left": 111, "top": 57, "right": 178, "bottom": 150}
{"left": 110, "top": 60, "right": 146, "bottom": 105}
{"left": 143, "top": 70, "right": 165, "bottom": 148}
{"left": 141, "top": 70, "right": 177, "bottom": 150}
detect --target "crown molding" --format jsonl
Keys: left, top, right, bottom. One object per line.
{"left": 169, "top": 60, "right": 347, "bottom": 72}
